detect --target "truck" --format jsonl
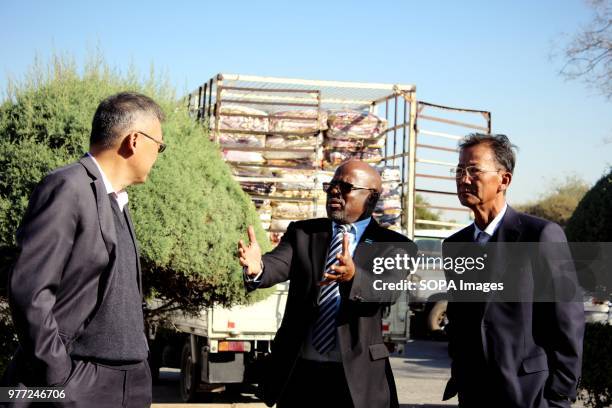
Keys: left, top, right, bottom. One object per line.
{"left": 148, "top": 73, "right": 491, "bottom": 400}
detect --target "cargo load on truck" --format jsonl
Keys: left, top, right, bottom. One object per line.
{"left": 148, "top": 73, "right": 492, "bottom": 401}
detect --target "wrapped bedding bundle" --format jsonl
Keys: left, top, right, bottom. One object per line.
{"left": 380, "top": 166, "right": 401, "bottom": 196}
{"left": 252, "top": 199, "right": 271, "bottom": 211}
{"left": 275, "top": 189, "right": 320, "bottom": 199}
{"left": 264, "top": 134, "right": 322, "bottom": 161}
{"left": 270, "top": 218, "right": 292, "bottom": 232}
{"left": 271, "top": 201, "right": 314, "bottom": 220}
{"left": 222, "top": 149, "right": 265, "bottom": 164}
{"left": 259, "top": 211, "right": 272, "bottom": 230}
{"left": 374, "top": 166, "right": 402, "bottom": 228}
{"left": 265, "top": 158, "right": 320, "bottom": 168}
{"left": 231, "top": 165, "right": 272, "bottom": 177}
{"left": 217, "top": 104, "right": 269, "bottom": 147}
{"left": 324, "top": 148, "right": 383, "bottom": 168}
{"left": 269, "top": 109, "right": 328, "bottom": 134}
{"left": 240, "top": 182, "right": 276, "bottom": 195}
{"left": 324, "top": 135, "right": 386, "bottom": 149}
{"left": 219, "top": 133, "right": 266, "bottom": 148}
{"left": 326, "top": 110, "right": 387, "bottom": 139}
{"left": 273, "top": 169, "right": 317, "bottom": 191}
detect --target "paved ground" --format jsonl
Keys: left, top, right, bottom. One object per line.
{"left": 152, "top": 340, "right": 456, "bottom": 407}
{"left": 151, "top": 339, "right": 583, "bottom": 407}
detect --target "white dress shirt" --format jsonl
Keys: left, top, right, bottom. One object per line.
{"left": 87, "top": 153, "right": 129, "bottom": 212}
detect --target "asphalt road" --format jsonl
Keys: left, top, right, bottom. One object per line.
{"left": 151, "top": 339, "right": 584, "bottom": 407}
{"left": 151, "top": 339, "right": 456, "bottom": 407}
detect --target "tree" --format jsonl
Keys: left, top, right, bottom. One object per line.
{"left": 559, "top": 0, "right": 612, "bottom": 99}
{"left": 514, "top": 175, "right": 590, "bottom": 227}
{"left": 565, "top": 168, "right": 612, "bottom": 241}
{"left": 0, "top": 55, "right": 272, "bottom": 321}
{"left": 415, "top": 194, "right": 446, "bottom": 229}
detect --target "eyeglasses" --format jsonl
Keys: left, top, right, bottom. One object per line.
{"left": 137, "top": 131, "right": 166, "bottom": 153}
{"left": 323, "top": 181, "right": 377, "bottom": 195}
{"left": 451, "top": 166, "right": 500, "bottom": 179}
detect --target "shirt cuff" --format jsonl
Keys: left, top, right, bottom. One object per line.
{"left": 244, "top": 261, "right": 264, "bottom": 283}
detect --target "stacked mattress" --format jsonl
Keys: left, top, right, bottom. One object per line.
{"left": 216, "top": 104, "right": 400, "bottom": 241}
{"left": 323, "top": 110, "right": 387, "bottom": 170}
{"left": 373, "top": 166, "right": 402, "bottom": 230}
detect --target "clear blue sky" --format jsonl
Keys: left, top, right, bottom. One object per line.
{"left": 1, "top": 0, "right": 610, "bottom": 204}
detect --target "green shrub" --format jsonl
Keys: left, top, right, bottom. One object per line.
{"left": 566, "top": 169, "right": 612, "bottom": 242}
{"left": 579, "top": 323, "right": 612, "bottom": 408}
{"left": 0, "top": 55, "right": 271, "bottom": 320}
{"left": 515, "top": 175, "right": 590, "bottom": 227}
{"left": 0, "top": 303, "right": 18, "bottom": 375}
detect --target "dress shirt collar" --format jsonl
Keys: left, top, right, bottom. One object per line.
{"left": 332, "top": 216, "right": 371, "bottom": 244}
{"left": 87, "top": 152, "right": 129, "bottom": 212}
{"left": 473, "top": 202, "right": 507, "bottom": 241}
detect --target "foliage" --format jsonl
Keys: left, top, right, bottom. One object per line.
{"left": 579, "top": 323, "right": 612, "bottom": 408}
{"left": 0, "top": 55, "right": 271, "bottom": 319}
{"left": 515, "top": 175, "right": 590, "bottom": 227}
{"left": 415, "top": 194, "right": 443, "bottom": 229}
{"left": 565, "top": 168, "right": 612, "bottom": 242}
{"left": 0, "top": 303, "right": 18, "bottom": 375}
{"left": 558, "top": 0, "right": 612, "bottom": 99}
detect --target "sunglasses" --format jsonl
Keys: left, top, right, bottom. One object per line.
{"left": 322, "top": 180, "right": 377, "bottom": 195}
{"left": 137, "top": 131, "right": 166, "bottom": 153}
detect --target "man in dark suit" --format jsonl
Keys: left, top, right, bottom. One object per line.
{"left": 2, "top": 92, "right": 166, "bottom": 407}
{"left": 442, "top": 134, "right": 584, "bottom": 407}
{"left": 238, "top": 159, "right": 415, "bottom": 408}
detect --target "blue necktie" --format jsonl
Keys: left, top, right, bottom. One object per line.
{"left": 476, "top": 231, "right": 490, "bottom": 245}
{"left": 312, "top": 224, "right": 351, "bottom": 354}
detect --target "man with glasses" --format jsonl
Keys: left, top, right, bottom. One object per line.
{"left": 3, "top": 92, "right": 165, "bottom": 407}
{"left": 442, "top": 134, "right": 584, "bottom": 407}
{"left": 238, "top": 159, "right": 415, "bottom": 408}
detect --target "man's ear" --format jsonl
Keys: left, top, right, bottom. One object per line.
{"left": 499, "top": 171, "right": 512, "bottom": 193}
{"left": 368, "top": 191, "right": 380, "bottom": 207}
{"left": 118, "top": 133, "right": 137, "bottom": 157}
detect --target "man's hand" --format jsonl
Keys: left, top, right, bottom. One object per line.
{"left": 238, "top": 226, "right": 262, "bottom": 277}
{"left": 320, "top": 233, "right": 355, "bottom": 286}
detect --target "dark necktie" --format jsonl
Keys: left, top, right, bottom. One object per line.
{"left": 476, "top": 230, "right": 490, "bottom": 245}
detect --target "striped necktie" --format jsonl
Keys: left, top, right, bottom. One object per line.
{"left": 312, "top": 223, "right": 351, "bottom": 354}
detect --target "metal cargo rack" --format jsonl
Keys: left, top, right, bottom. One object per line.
{"left": 186, "top": 73, "right": 492, "bottom": 239}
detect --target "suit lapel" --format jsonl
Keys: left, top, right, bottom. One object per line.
{"left": 79, "top": 155, "right": 117, "bottom": 257}
{"left": 482, "top": 205, "right": 522, "bottom": 312}
{"left": 310, "top": 219, "right": 332, "bottom": 306}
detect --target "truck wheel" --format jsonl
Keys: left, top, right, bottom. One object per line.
{"left": 427, "top": 300, "right": 448, "bottom": 333}
{"left": 180, "top": 340, "right": 199, "bottom": 402}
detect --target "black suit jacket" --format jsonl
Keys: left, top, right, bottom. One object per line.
{"left": 248, "top": 218, "right": 415, "bottom": 408}
{"left": 443, "top": 206, "right": 584, "bottom": 408}
{"left": 3, "top": 155, "right": 142, "bottom": 387}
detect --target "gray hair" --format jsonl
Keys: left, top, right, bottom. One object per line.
{"left": 90, "top": 92, "right": 165, "bottom": 149}
{"left": 459, "top": 133, "right": 517, "bottom": 174}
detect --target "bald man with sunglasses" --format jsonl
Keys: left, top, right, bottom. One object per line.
{"left": 238, "top": 159, "right": 416, "bottom": 408}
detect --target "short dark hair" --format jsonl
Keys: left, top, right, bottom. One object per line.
{"left": 90, "top": 92, "right": 165, "bottom": 149}
{"left": 459, "top": 133, "right": 517, "bottom": 174}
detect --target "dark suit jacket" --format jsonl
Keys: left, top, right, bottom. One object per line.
{"left": 3, "top": 155, "right": 142, "bottom": 387}
{"left": 248, "top": 218, "right": 415, "bottom": 408}
{"left": 442, "top": 206, "right": 584, "bottom": 408}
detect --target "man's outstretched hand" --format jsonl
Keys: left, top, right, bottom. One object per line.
{"left": 320, "top": 232, "right": 355, "bottom": 286}
{"left": 238, "top": 225, "right": 262, "bottom": 277}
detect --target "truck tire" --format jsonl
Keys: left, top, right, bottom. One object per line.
{"left": 180, "top": 340, "right": 199, "bottom": 402}
{"left": 427, "top": 300, "right": 448, "bottom": 333}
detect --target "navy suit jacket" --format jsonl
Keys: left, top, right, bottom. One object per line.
{"left": 443, "top": 206, "right": 584, "bottom": 408}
